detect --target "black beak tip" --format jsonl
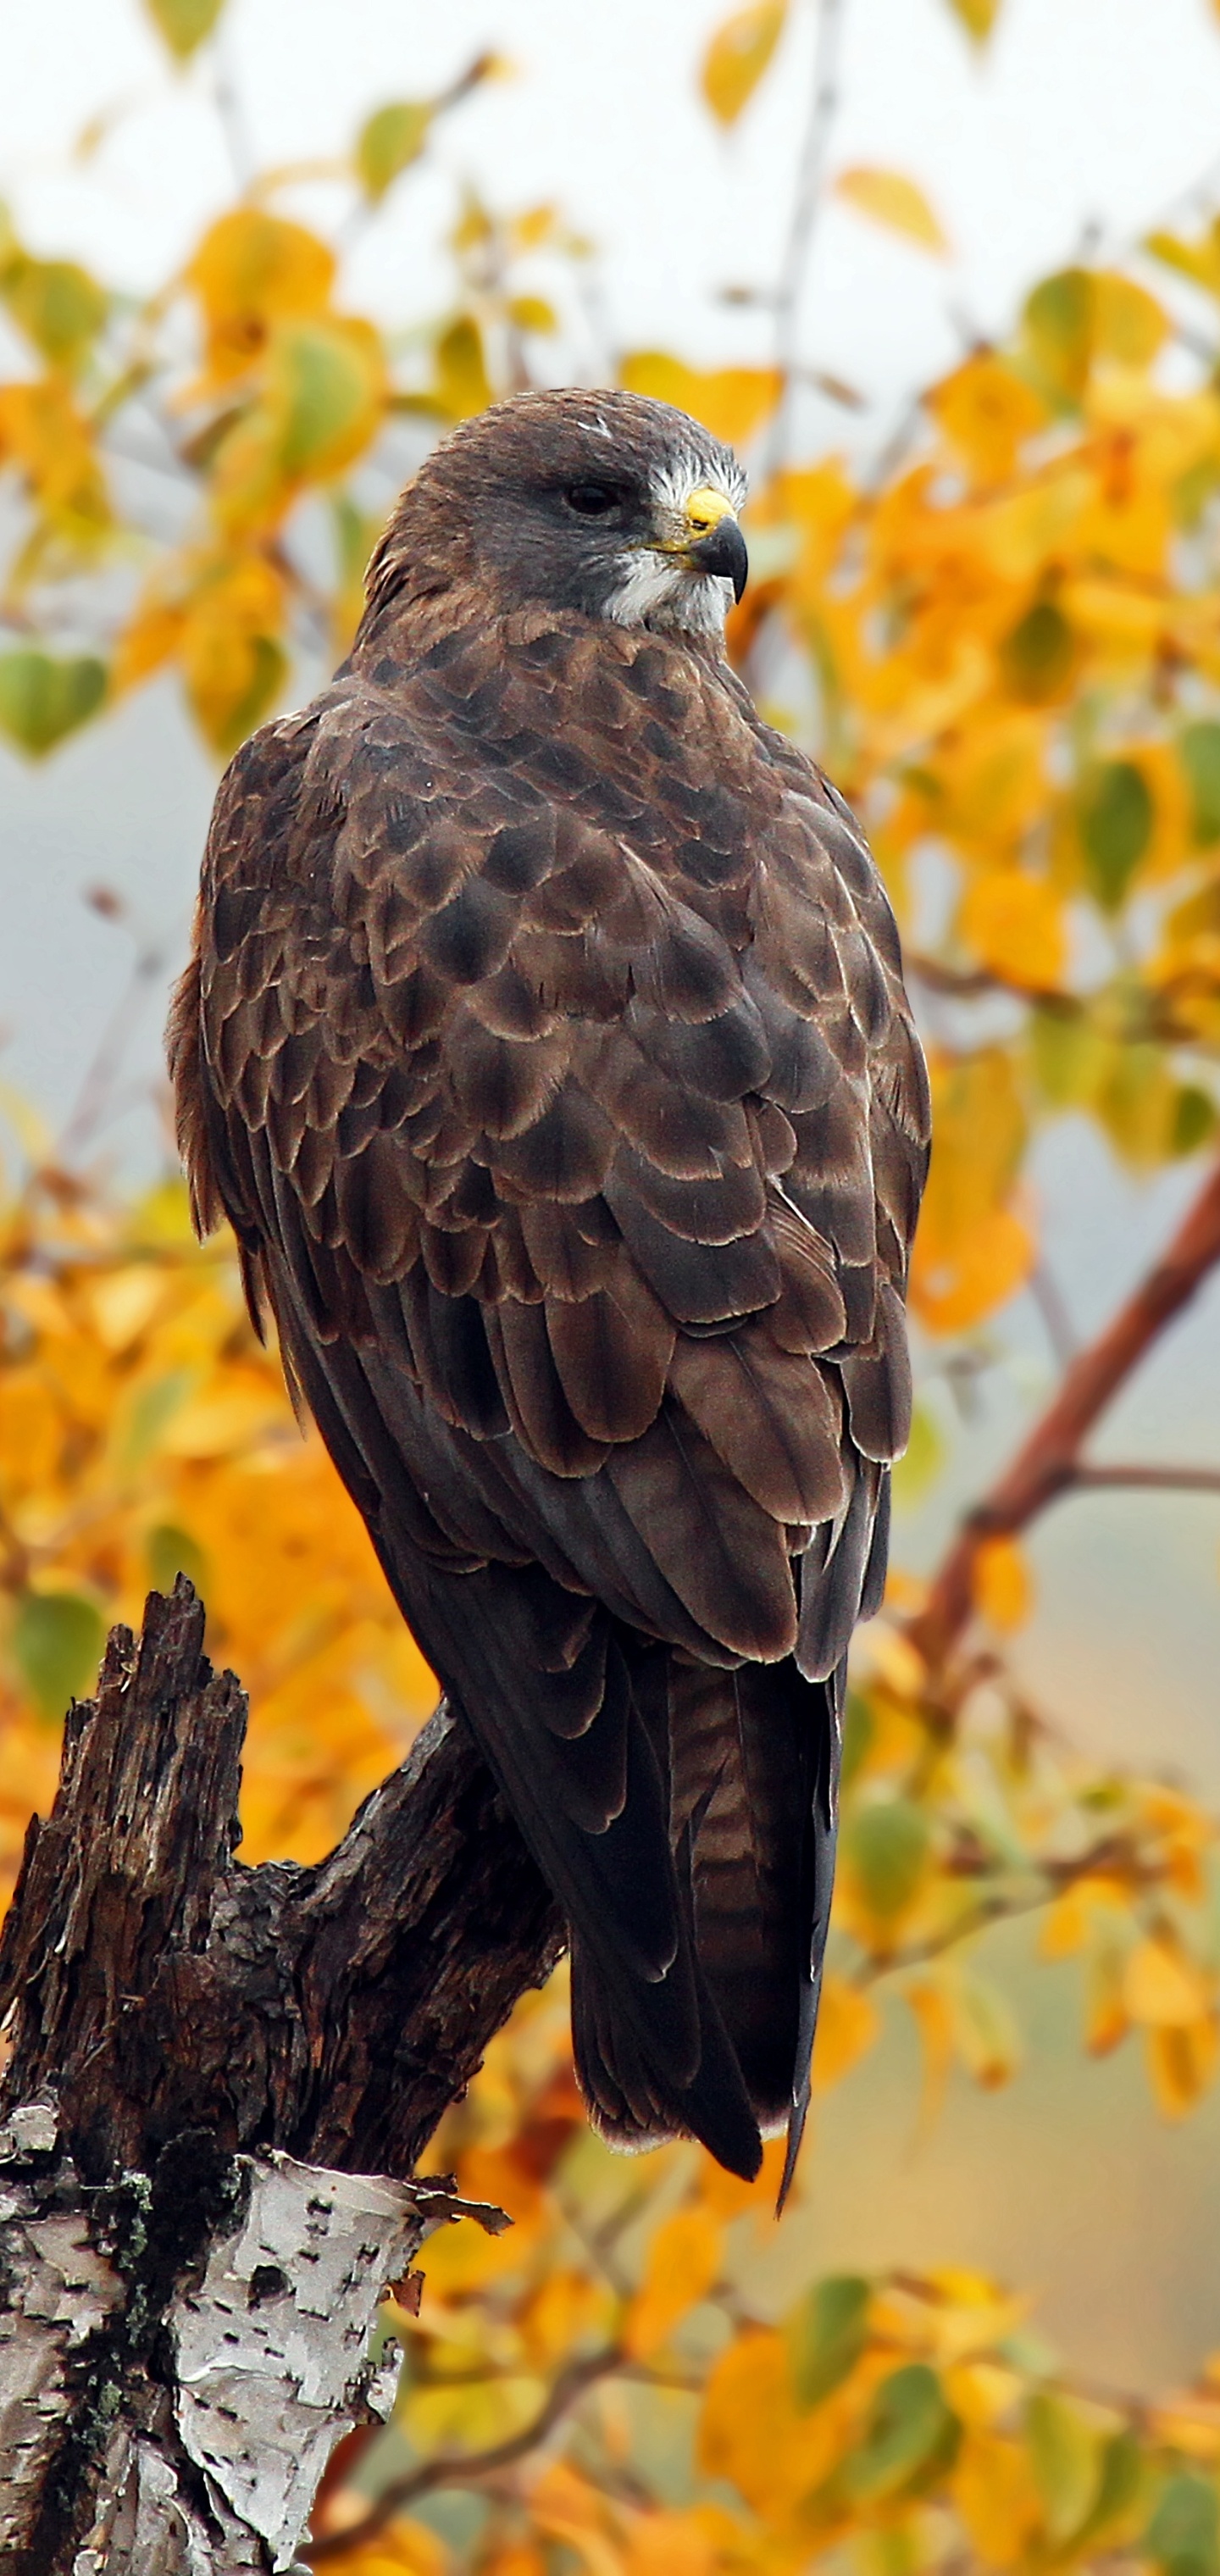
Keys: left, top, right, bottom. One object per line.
{"left": 691, "top": 519, "right": 749, "bottom": 604}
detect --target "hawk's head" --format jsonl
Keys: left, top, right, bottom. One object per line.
{"left": 366, "top": 389, "right": 749, "bottom": 643}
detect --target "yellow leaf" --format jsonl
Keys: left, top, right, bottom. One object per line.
{"left": 812, "top": 1973, "right": 879, "bottom": 2090}
{"left": 1146, "top": 2014, "right": 1220, "bottom": 2116}
{"left": 904, "top": 1979, "right": 955, "bottom": 2128}
{"left": 145, "top": 0, "right": 225, "bottom": 59}
{"left": 186, "top": 209, "right": 335, "bottom": 387}
{"left": 912, "top": 1202, "right": 1034, "bottom": 1335}
{"left": 946, "top": 0, "right": 1003, "bottom": 39}
{"left": 1123, "top": 1934, "right": 1213, "bottom": 2028}
{"left": 972, "top": 1535, "right": 1032, "bottom": 1633}
{"left": 835, "top": 166, "right": 950, "bottom": 257}
{"left": 624, "top": 2207, "right": 722, "bottom": 2357}
{"left": 953, "top": 2431, "right": 1041, "bottom": 2565}
{"left": 620, "top": 353, "right": 781, "bottom": 447}
{"left": 700, "top": 0, "right": 786, "bottom": 126}
{"left": 432, "top": 314, "right": 493, "bottom": 421}
{"left": 929, "top": 352, "right": 1047, "bottom": 485}
{"left": 959, "top": 870, "right": 1065, "bottom": 990}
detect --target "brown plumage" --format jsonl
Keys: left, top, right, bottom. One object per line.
{"left": 169, "top": 389, "right": 929, "bottom": 2199}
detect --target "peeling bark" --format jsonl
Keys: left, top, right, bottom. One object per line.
{"left": 0, "top": 1580, "right": 564, "bottom": 2574}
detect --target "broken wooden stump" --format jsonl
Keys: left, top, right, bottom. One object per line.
{"left": 0, "top": 1579, "right": 563, "bottom": 2574}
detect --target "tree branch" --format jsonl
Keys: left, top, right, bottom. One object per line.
{"left": 308, "top": 2346, "right": 624, "bottom": 2562}
{"left": 907, "top": 1156, "right": 1220, "bottom": 1672}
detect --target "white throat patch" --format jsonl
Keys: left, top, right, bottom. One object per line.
{"left": 602, "top": 556, "right": 737, "bottom": 636}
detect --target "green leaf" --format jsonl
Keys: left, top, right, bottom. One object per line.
{"left": 144, "top": 0, "right": 225, "bottom": 58}
{"left": 276, "top": 323, "right": 377, "bottom": 479}
{"left": 846, "top": 2363, "right": 958, "bottom": 2501}
{"left": 1000, "top": 598, "right": 1074, "bottom": 703}
{"left": 788, "top": 2275, "right": 870, "bottom": 2408}
{"left": 1145, "top": 2474, "right": 1220, "bottom": 2576}
{"left": 1079, "top": 759, "right": 1152, "bottom": 910}
{"left": 1026, "top": 2390, "right": 1101, "bottom": 2545}
{"left": 846, "top": 1798, "right": 929, "bottom": 1921}
{"left": 2, "top": 255, "right": 108, "bottom": 369}
{"left": 1172, "top": 1086, "right": 1217, "bottom": 1157}
{"left": 0, "top": 651, "right": 107, "bottom": 757}
{"left": 1023, "top": 268, "right": 1093, "bottom": 402}
{"left": 356, "top": 100, "right": 432, "bottom": 202}
{"left": 14, "top": 1591, "right": 105, "bottom": 1720}
{"left": 1078, "top": 2431, "right": 1146, "bottom": 2551}
{"left": 1181, "top": 719, "right": 1220, "bottom": 843}
{"left": 147, "top": 1524, "right": 209, "bottom": 1599}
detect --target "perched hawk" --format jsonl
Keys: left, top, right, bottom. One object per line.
{"left": 169, "top": 390, "right": 929, "bottom": 2196}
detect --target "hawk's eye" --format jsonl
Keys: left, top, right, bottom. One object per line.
{"left": 564, "top": 482, "right": 621, "bottom": 517}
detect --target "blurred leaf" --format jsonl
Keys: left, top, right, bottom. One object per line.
{"left": 846, "top": 2363, "right": 959, "bottom": 2500}
{"left": 835, "top": 166, "right": 949, "bottom": 256}
{"left": 0, "top": 650, "right": 107, "bottom": 756}
{"left": 1, "top": 254, "right": 108, "bottom": 370}
{"left": 621, "top": 352, "right": 780, "bottom": 445}
{"left": 1000, "top": 598, "right": 1075, "bottom": 703}
{"left": 945, "top": 0, "right": 1002, "bottom": 38}
{"left": 700, "top": 0, "right": 786, "bottom": 125}
{"left": 891, "top": 1400, "right": 944, "bottom": 1507}
{"left": 972, "top": 1535, "right": 1031, "bottom": 1632}
{"left": 147, "top": 1521, "right": 209, "bottom": 1597}
{"left": 1145, "top": 2473, "right": 1220, "bottom": 2576}
{"left": 1181, "top": 720, "right": 1220, "bottom": 844}
{"left": 951, "top": 1972, "right": 1022, "bottom": 2089}
{"left": 1026, "top": 2391, "right": 1101, "bottom": 2544}
{"left": 788, "top": 2273, "right": 870, "bottom": 2407}
{"left": 1079, "top": 759, "right": 1152, "bottom": 910}
{"left": 846, "top": 1798, "right": 929, "bottom": 1923}
{"left": 144, "top": 0, "right": 225, "bottom": 58}
{"left": 356, "top": 100, "right": 432, "bottom": 202}
{"left": 13, "top": 1590, "right": 104, "bottom": 1719}
{"left": 960, "top": 870, "right": 1065, "bottom": 989}
{"left": 433, "top": 314, "right": 493, "bottom": 420}
{"left": 625, "top": 2208, "right": 722, "bottom": 2357}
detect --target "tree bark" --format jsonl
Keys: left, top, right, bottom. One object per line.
{"left": 0, "top": 1579, "right": 564, "bottom": 2576}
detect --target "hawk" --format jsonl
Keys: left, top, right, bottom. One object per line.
{"left": 169, "top": 389, "right": 929, "bottom": 2197}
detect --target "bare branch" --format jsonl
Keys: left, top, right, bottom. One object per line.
{"left": 907, "top": 1156, "right": 1220, "bottom": 1673}
{"left": 762, "top": 0, "right": 848, "bottom": 477}
{"left": 307, "top": 2346, "right": 624, "bottom": 2562}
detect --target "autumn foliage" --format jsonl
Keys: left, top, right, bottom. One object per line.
{"left": 4, "top": 0, "right": 1220, "bottom": 2568}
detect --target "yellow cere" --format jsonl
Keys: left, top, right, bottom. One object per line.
{"left": 683, "top": 484, "right": 738, "bottom": 536}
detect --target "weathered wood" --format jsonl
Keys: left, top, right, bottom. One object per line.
{"left": 0, "top": 1579, "right": 564, "bottom": 2575}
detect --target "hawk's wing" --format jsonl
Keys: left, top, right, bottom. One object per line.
{"left": 170, "top": 613, "right": 929, "bottom": 2181}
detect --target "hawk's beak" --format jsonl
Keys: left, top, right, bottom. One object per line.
{"left": 681, "top": 487, "right": 749, "bottom": 603}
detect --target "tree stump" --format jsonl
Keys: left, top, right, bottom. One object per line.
{"left": 0, "top": 1579, "right": 564, "bottom": 2575}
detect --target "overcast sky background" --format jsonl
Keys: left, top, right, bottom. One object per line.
{"left": 4, "top": 0, "right": 1220, "bottom": 2384}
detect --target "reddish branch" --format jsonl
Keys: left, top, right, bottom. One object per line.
{"left": 907, "top": 1155, "right": 1220, "bottom": 1674}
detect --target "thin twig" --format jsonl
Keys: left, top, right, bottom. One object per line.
{"left": 1069, "top": 1463, "right": 1220, "bottom": 1498}
{"left": 306, "top": 2346, "right": 624, "bottom": 2562}
{"left": 761, "top": 0, "right": 848, "bottom": 479}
